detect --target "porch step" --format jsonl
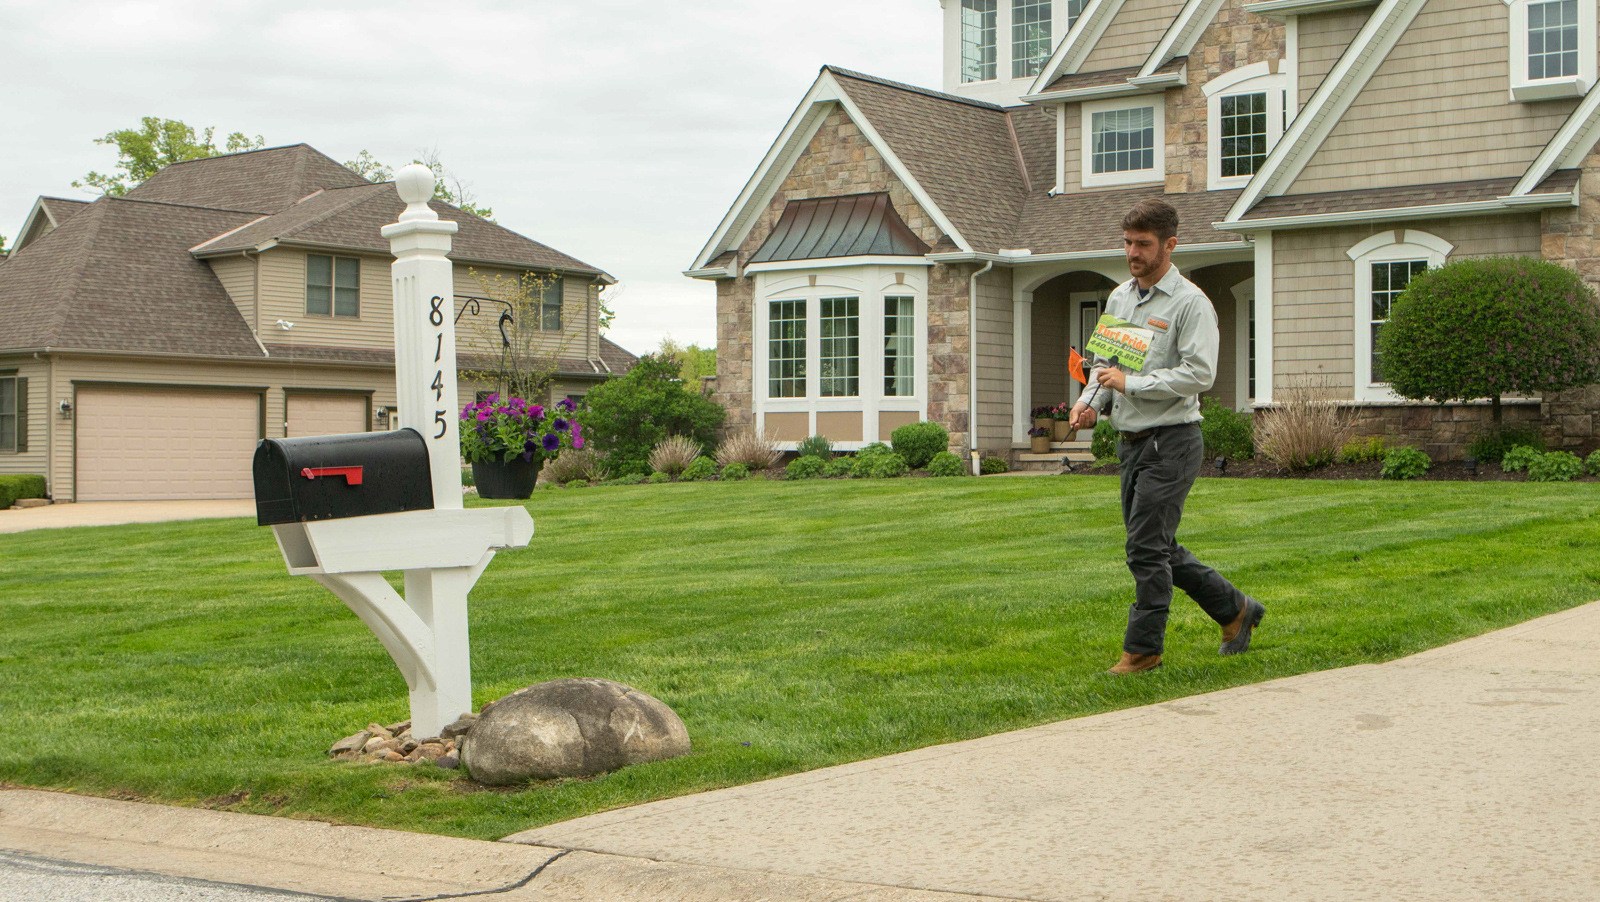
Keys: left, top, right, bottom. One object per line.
{"left": 1013, "top": 440, "right": 1096, "bottom": 471}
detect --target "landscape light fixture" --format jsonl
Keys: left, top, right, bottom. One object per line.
{"left": 1060, "top": 456, "right": 1074, "bottom": 472}
{"left": 1214, "top": 457, "right": 1227, "bottom": 473}
{"left": 1465, "top": 456, "right": 1478, "bottom": 477}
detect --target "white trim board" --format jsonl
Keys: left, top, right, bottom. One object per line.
{"left": 1514, "top": 81, "right": 1600, "bottom": 195}
{"left": 1142, "top": 0, "right": 1230, "bottom": 77}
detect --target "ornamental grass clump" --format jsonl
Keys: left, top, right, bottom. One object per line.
{"left": 543, "top": 446, "right": 610, "bottom": 484}
{"left": 680, "top": 456, "right": 717, "bottom": 481}
{"left": 715, "top": 429, "right": 782, "bottom": 471}
{"left": 459, "top": 395, "right": 584, "bottom": 465}
{"left": 890, "top": 421, "right": 949, "bottom": 469}
{"left": 1527, "top": 451, "right": 1584, "bottom": 483}
{"left": 1257, "top": 380, "right": 1354, "bottom": 472}
{"left": 1501, "top": 445, "right": 1542, "bottom": 473}
{"left": 1380, "top": 446, "right": 1431, "bottom": 480}
{"left": 647, "top": 435, "right": 702, "bottom": 477}
{"left": 927, "top": 451, "right": 965, "bottom": 477}
{"left": 795, "top": 434, "right": 833, "bottom": 460}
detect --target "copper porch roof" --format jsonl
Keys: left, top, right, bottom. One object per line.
{"left": 750, "top": 193, "right": 932, "bottom": 263}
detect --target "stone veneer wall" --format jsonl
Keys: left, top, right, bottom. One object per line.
{"left": 714, "top": 276, "right": 755, "bottom": 441}
{"left": 928, "top": 263, "right": 972, "bottom": 454}
{"left": 1348, "top": 402, "right": 1544, "bottom": 461}
{"left": 1538, "top": 145, "right": 1600, "bottom": 454}
{"left": 1166, "top": 0, "right": 1287, "bottom": 193}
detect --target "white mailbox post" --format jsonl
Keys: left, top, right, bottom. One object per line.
{"left": 264, "top": 165, "right": 533, "bottom": 738}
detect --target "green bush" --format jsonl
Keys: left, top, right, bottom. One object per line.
{"left": 1587, "top": 449, "right": 1600, "bottom": 477}
{"left": 926, "top": 451, "right": 965, "bottom": 477}
{"left": 1199, "top": 397, "right": 1254, "bottom": 460}
{"left": 1502, "top": 445, "right": 1542, "bottom": 473}
{"left": 1528, "top": 451, "right": 1584, "bottom": 482}
{"left": 578, "top": 355, "right": 726, "bottom": 477}
{"left": 719, "top": 462, "right": 750, "bottom": 481}
{"left": 979, "top": 456, "right": 1009, "bottom": 475}
{"left": 795, "top": 434, "right": 833, "bottom": 460}
{"left": 1379, "top": 256, "right": 1600, "bottom": 415}
{"left": 1091, "top": 419, "right": 1118, "bottom": 461}
{"left": 890, "top": 421, "right": 949, "bottom": 469}
{"left": 1465, "top": 427, "right": 1544, "bottom": 463}
{"left": 647, "top": 471, "right": 672, "bottom": 484}
{"left": 0, "top": 474, "right": 46, "bottom": 509}
{"left": 680, "top": 456, "right": 717, "bottom": 481}
{"left": 853, "top": 446, "right": 910, "bottom": 478}
{"left": 565, "top": 478, "right": 591, "bottom": 488}
{"left": 785, "top": 456, "right": 826, "bottom": 480}
{"left": 849, "top": 443, "right": 893, "bottom": 478}
{"left": 459, "top": 467, "right": 475, "bottom": 487}
{"left": 822, "top": 457, "right": 854, "bottom": 478}
{"left": 1339, "top": 436, "right": 1387, "bottom": 464}
{"left": 1380, "top": 447, "right": 1431, "bottom": 480}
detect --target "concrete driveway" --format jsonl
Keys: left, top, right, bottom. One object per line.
{"left": 0, "top": 500, "right": 255, "bottom": 534}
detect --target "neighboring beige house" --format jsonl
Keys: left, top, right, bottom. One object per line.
{"left": 0, "top": 144, "right": 635, "bottom": 501}
{"left": 689, "top": 0, "right": 1600, "bottom": 462}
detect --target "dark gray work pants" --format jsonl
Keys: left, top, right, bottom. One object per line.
{"left": 1118, "top": 422, "right": 1248, "bottom": 655}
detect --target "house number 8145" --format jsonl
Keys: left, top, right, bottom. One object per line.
{"left": 429, "top": 296, "right": 447, "bottom": 438}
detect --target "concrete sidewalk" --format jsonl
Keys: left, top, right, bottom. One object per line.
{"left": 0, "top": 500, "right": 255, "bottom": 534}
{"left": 3, "top": 602, "right": 1597, "bottom": 901}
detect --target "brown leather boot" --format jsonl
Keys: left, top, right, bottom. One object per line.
{"left": 1220, "top": 598, "right": 1266, "bottom": 656}
{"left": 1107, "top": 652, "right": 1162, "bottom": 674}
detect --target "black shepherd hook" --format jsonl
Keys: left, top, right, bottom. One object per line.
{"left": 455, "top": 295, "right": 516, "bottom": 348}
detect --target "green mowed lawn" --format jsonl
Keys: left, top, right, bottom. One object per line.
{"left": 2, "top": 476, "right": 1598, "bottom": 839}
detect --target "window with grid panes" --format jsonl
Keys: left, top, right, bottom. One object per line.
{"left": 1529, "top": 0, "right": 1579, "bottom": 79}
{"left": 768, "top": 300, "right": 806, "bottom": 398}
{"left": 0, "top": 377, "right": 14, "bottom": 452}
{"left": 884, "top": 296, "right": 915, "bottom": 397}
{"left": 1011, "top": 0, "right": 1051, "bottom": 78}
{"left": 1091, "top": 107, "right": 1155, "bottom": 174}
{"left": 1218, "top": 92, "right": 1268, "bottom": 178}
{"left": 540, "top": 276, "right": 565, "bottom": 330}
{"left": 306, "top": 254, "right": 360, "bottom": 317}
{"left": 961, "top": 0, "right": 997, "bottom": 82}
{"left": 1369, "top": 260, "right": 1427, "bottom": 383}
{"left": 819, "top": 297, "right": 860, "bottom": 398}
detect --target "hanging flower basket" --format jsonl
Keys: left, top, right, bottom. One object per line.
{"left": 459, "top": 394, "right": 584, "bottom": 500}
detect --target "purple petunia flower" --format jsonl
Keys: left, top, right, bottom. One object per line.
{"left": 542, "top": 433, "right": 560, "bottom": 451}
{"left": 485, "top": 392, "right": 500, "bottom": 404}
{"left": 552, "top": 418, "right": 568, "bottom": 432}
{"left": 528, "top": 405, "right": 544, "bottom": 420}
{"left": 477, "top": 410, "right": 490, "bottom": 421}
{"left": 557, "top": 398, "right": 576, "bottom": 413}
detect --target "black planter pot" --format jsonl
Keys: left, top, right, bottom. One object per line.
{"left": 472, "top": 456, "right": 542, "bottom": 499}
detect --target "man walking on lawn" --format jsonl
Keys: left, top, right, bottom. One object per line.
{"left": 1068, "top": 199, "right": 1265, "bottom": 674}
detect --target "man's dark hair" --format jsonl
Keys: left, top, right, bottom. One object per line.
{"left": 1121, "top": 199, "right": 1179, "bottom": 243}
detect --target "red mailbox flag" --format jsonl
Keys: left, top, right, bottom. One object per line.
{"left": 1069, "top": 347, "right": 1088, "bottom": 385}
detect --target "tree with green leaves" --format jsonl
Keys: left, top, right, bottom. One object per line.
{"left": 578, "top": 354, "right": 725, "bottom": 477}
{"left": 1379, "top": 256, "right": 1600, "bottom": 426}
{"left": 658, "top": 336, "right": 717, "bottom": 385}
{"left": 342, "top": 149, "right": 494, "bottom": 221}
{"left": 74, "top": 118, "right": 265, "bottom": 196}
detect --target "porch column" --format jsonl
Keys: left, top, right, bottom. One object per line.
{"left": 1012, "top": 288, "right": 1033, "bottom": 447}
{"left": 1252, "top": 231, "right": 1275, "bottom": 405}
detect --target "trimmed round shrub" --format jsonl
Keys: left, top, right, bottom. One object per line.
{"left": 647, "top": 471, "right": 672, "bottom": 484}
{"left": 1091, "top": 418, "right": 1118, "bottom": 461}
{"left": 1528, "top": 450, "right": 1584, "bottom": 482}
{"left": 1502, "top": 445, "right": 1543, "bottom": 473}
{"left": 979, "top": 456, "right": 1009, "bottom": 475}
{"left": 822, "top": 457, "right": 854, "bottom": 478}
{"left": 1200, "top": 397, "right": 1254, "bottom": 459}
{"left": 927, "top": 451, "right": 965, "bottom": 477}
{"left": 849, "top": 443, "right": 894, "bottom": 478}
{"left": 1465, "top": 427, "right": 1544, "bottom": 463}
{"left": 1339, "top": 436, "right": 1387, "bottom": 464}
{"left": 858, "top": 451, "right": 910, "bottom": 478}
{"left": 680, "top": 456, "right": 717, "bottom": 481}
{"left": 785, "top": 455, "right": 826, "bottom": 480}
{"left": 890, "top": 421, "right": 949, "bottom": 469}
{"left": 1587, "top": 449, "right": 1600, "bottom": 477}
{"left": 796, "top": 434, "right": 833, "bottom": 460}
{"left": 719, "top": 462, "right": 750, "bottom": 481}
{"left": 1378, "top": 257, "right": 1600, "bottom": 422}
{"left": 1380, "top": 446, "right": 1431, "bottom": 480}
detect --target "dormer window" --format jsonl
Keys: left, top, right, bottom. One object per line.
{"left": 1509, "top": 0, "right": 1595, "bottom": 101}
{"left": 1012, "top": 0, "right": 1052, "bottom": 78}
{"left": 962, "top": 0, "right": 998, "bottom": 83}
{"left": 306, "top": 254, "right": 360, "bottom": 318}
{"left": 1204, "top": 62, "right": 1289, "bottom": 190}
{"left": 1082, "top": 98, "right": 1165, "bottom": 188}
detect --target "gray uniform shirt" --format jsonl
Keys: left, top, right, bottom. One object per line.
{"left": 1080, "top": 264, "right": 1219, "bottom": 433}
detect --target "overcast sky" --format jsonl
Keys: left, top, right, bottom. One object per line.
{"left": 0, "top": 1, "right": 944, "bottom": 357}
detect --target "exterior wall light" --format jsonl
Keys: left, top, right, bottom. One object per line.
{"left": 58, "top": 399, "right": 72, "bottom": 419}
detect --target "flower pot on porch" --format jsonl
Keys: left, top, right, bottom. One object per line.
{"left": 1030, "top": 435, "right": 1052, "bottom": 453}
{"left": 1033, "top": 416, "right": 1051, "bottom": 431}
{"left": 1051, "top": 419, "right": 1073, "bottom": 442}
{"left": 472, "top": 456, "right": 542, "bottom": 499}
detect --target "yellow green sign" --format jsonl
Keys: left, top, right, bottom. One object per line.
{"left": 1084, "top": 315, "right": 1154, "bottom": 372}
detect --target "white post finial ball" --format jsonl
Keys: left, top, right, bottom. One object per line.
{"left": 395, "top": 164, "right": 439, "bottom": 222}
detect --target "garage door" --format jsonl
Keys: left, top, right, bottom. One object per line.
{"left": 77, "top": 387, "right": 261, "bottom": 501}
{"left": 287, "top": 393, "right": 368, "bottom": 438}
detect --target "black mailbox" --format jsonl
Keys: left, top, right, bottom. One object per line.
{"left": 253, "top": 428, "right": 435, "bottom": 526}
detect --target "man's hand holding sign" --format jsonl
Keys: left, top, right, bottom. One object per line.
{"left": 1068, "top": 316, "right": 1153, "bottom": 430}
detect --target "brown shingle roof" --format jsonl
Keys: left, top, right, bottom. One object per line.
{"left": 1037, "top": 58, "right": 1187, "bottom": 94}
{"left": 193, "top": 183, "right": 610, "bottom": 278}
{"left": 261, "top": 337, "right": 638, "bottom": 377}
{"left": 0, "top": 197, "right": 262, "bottom": 355}
{"left": 1241, "top": 170, "right": 1581, "bottom": 220}
{"left": 1017, "top": 186, "right": 1245, "bottom": 252}
{"left": 125, "top": 144, "right": 371, "bottom": 213}
{"left": 40, "top": 196, "right": 91, "bottom": 225}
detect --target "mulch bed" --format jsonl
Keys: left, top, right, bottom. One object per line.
{"left": 1069, "top": 459, "right": 1599, "bottom": 482}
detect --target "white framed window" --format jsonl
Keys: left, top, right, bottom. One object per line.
{"left": 1204, "top": 62, "right": 1289, "bottom": 190}
{"left": 1347, "top": 230, "right": 1453, "bottom": 402}
{"left": 538, "top": 275, "right": 565, "bottom": 331}
{"left": 1508, "top": 0, "right": 1595, "bottom": 101}
{"left": 1064, "top": 0, "right": 1088, "bottom": 31}
{"left": 962, "top": 0, "right": 998, "bottom": 83}
{"left": 1082, "top": 98, "right": 1165, "bottom": 188}
{"left": 884, "top": 296, "right": 916, "bottom": 396}
{"left": 1012, "top": 0, "right": 1052, "bottom": 78}
{"left": 0, "top": 376, "right": 16, "bottom": 452}
{"left": 768, "top": 299, "right": 806, "bottom": 398}
{"left": 819, "top": 297, "right": 860, "bottom": 397}
{"left": 306, "top": 254, "right": 360, "bottom": 317}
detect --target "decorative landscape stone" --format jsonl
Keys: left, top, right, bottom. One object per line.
{"left": 460, "top": 678, "right": 690, "bottom": 785}
{"left": 327, "top": 718, "right": 460, "bottom": 767}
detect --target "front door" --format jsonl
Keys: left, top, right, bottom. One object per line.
{"left": 1067, "top": 291, "right": 1106, "bottom": 408}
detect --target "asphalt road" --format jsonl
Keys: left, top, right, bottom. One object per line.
{"left": 0, "top": 850, "right": 340, "bottom": 902}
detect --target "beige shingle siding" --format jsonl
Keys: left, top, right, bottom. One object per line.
{"left": 1287, "top": 0, "right": 1580, "bottom": 196}
{"left": 1297, "top": 8, "right": 1373, "bottom": 103}
{"left": 0, "top": 358, "right": 49, "bottom": 481}
{"left": 255, "top": 250, "right": 395, "bottom": 351}
{"left": 1271, "top": 215, "right": 1543, "bottom": 397}
{"left": 974, "top": 267, "right": 1015, "bottom": 452}
{"left": 451, "top": 264, "right": 600, "bottom": 366}
{"left": 208, "top": 255, "right": 256, "bottom": 326}
{"left": 1079, "top": 0, "right": 1188, "bottom": 71}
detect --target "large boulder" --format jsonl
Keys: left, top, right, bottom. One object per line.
{"left": 460, "top": 678, "right": 690, "bottom": 785}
